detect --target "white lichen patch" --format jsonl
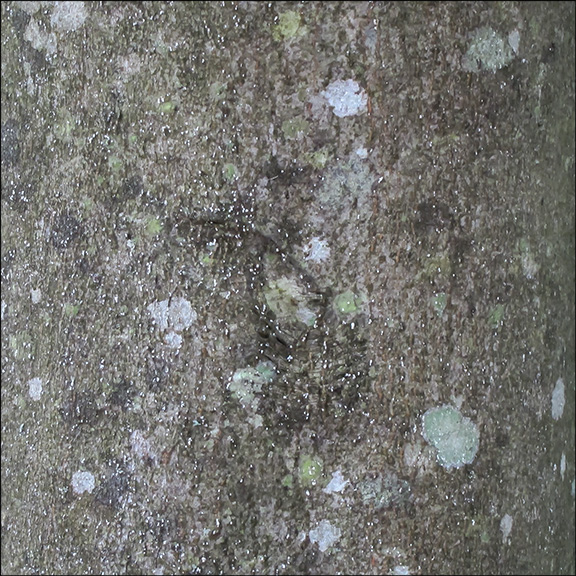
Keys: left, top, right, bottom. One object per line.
{"left": 322, "top": 79, "right": 368, "bottom": 118}
{"left": 323, "top": 470, "right": 349, "bottom": 494}
{"left": 551, "top": 378, "right": 565, "bottom": 421}
{"left": 147, "top": 296, "right": 196, "bottom": 333}
{"left": 500, "top": 513, "right": 513, "bottom": 544}
{"left": 508, "top": 29, "right": 521, "bottom": 54}
{"left": 51, "top": 1, "right": 88, "bottom": 32}
{"left": 24, "top": 17, "right": 57, "bottom": 54}
{"left": 30, "top": 288, "right": 42, "bottom": 304}
{"left": 164, "top": 330, "right": 183, "bottom": 350}
{"left": 130, "top": 429, "right": 155, "bottom": 462}
{"left": 27, "top": 377, "right": 43, "bottom": 401}
{"left": 15, "top": 2, "right": 43, "bottom": 15}
{"left": 303, "top": 236, "right": 331, "bottom": 263}
{"left": 71, "top": 470, "right": 95, "bottom": 495}
{"left": 309, "top": 519, "right": 341, "bottom": 552}
{"left": 391, "top": 566, "right": 412, "bottom": 576}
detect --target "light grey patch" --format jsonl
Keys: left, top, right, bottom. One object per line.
{"left": 71, "top": 470, "right": 95, "bottom": 495}
{"left": 551, "top": 378, "right": 565, "bottom": 420}
{"left": 147, "top": 297, "right": 196, "bottom": 332}
{"left": 309, "top": 520, "right": 341, "bottom": 552}
{"left": 27, "top": 377, "right": 43, "bottom": 401}
{"left": 50, "top": 1, "right": 88, "bottom": 32}
{"left": 321, "top": 79, "right": 368, "bottom": 118}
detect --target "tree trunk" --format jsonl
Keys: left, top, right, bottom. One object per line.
{"left": 2, "top": 2, "right": 574, "bottom": 574}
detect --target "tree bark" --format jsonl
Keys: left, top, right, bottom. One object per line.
{"left": 2, "top": 2, "right": 574, "bottom": 574}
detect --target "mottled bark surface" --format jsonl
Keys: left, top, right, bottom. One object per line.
{"left": 1, "top": 2, "right": 574, "bottom": 575}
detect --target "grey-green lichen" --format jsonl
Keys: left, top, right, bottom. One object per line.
{"left": 462, "top": 27, "right": 516, "bottom": 73}
{"left": 358, "top": 473, "right": 411, "bottom": 509}
{"left": 264, "top": 276, "right": 318, "bottom": 327}
{"left": 422, "top": 405, "right": 480, "bottom": 469}
{"left": 228, "top": 361, "right": 276, "bottom": 426}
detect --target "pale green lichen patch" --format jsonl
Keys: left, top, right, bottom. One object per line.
{"left": 432, "top": 292, "right": 447, "bottom": 317}
{"left": 304, "top": 149, "right": 330, "bottom": 169}
{"left": 144, "top": 216, "right": 163, "bottom": 238}
{"left": 488, "top": 304, "right": 505, "bottom": 330}
{"left": 281, "top": 117, "right": 309, "bottom": 139}
{"left": 421, "top": 253, "right": 452, "bottom": 282}
{"left": 9, "top": 331, "right": 34, "bottom": 362}
{"left": 108, "top": 155, "right": 123, "bottom": 172}
{"left": 281, "top": 474, "right": 293, "bottom": 489}
{"left": 228, "top": 361, "right": 276, "bottom": 411}
{"left": 422, "top": 405, "right": 480, "bottom": 469}
{"left": 272, "top": 10, "right": 307, "bottom": 41}
{"left": 157, "top": 100, "right": 176, "bottom": 114}
{"left": 333, "top": 290, "right": 362, "bottom": 315}
{"left": 298, "top": 454, "right": 324, "bottom": 487}
{"left": 223, "top": 163, "right": 238, "bottom": 182}
{"left": 63, "top": 302, "right": 80, "bottom": 318}
{"left": 209, "top": 81, "right": 227, "bottom": 102}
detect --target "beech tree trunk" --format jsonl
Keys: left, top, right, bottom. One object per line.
{"left": 2, "top": 2, "right": 574, "bottom": 574}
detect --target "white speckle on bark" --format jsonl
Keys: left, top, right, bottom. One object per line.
{"left": 24, "top": 18, "right": 57, "bottom": 54}
{"left": 391, "top": 566, "right": 412, "bottom": 576}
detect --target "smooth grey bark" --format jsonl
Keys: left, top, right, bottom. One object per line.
{"left": 1, "top": 2, "right": 574, "bottom": 575}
